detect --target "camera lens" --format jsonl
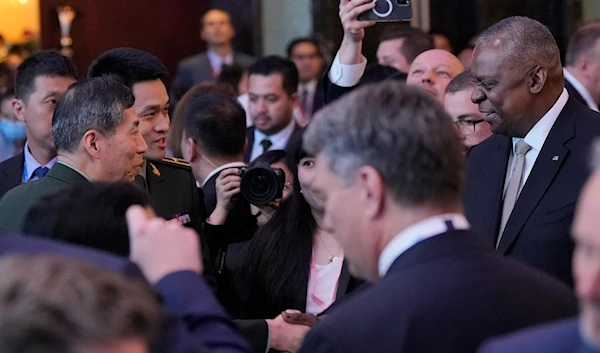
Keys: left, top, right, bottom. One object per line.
{"left": 240, "top": 162, "right": 285, "bottom": 206}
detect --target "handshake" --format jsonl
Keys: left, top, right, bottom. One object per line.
{"left": 267, "top": 310, "right": 320, "bottom": 352}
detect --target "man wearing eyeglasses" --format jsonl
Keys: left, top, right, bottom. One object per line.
{"left": 445, "top": 70, "right": 493, "bottom": 147}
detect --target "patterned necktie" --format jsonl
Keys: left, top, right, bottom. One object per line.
{"left": 32, "top": 166, "right": 49, "bottom": 179}
{"left": 497, "top": 140, "right": 532, "bottom": 248}
{"left": 260, "top": 139, "right": 273, "bottom": 155}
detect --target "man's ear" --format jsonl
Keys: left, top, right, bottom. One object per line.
{"left": 184, "top": 137, "right": 199, "bottom": 163}
{"left": 357, "top": 165, "right": 386, "bottom": 220}
{"left": 82, "top": 130, "right": 101, "bottom": 159}
{"left": 529, "top": 65, "right": 547, "bottom": 94}
{"left": 12, "top": 99, "right": 26, "bottom": 123}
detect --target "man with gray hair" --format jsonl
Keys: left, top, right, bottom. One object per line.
{"left": 464, "top": 16, "right": 600, "bottom": 286}
{"left": 298, "top": 81, "right": 576, "bottom": 353}
{"left": 0, "top": 76, "right": 147, "bottom": 231}
{"left": 564, "top": 23, "right": 600, "bottom": 111}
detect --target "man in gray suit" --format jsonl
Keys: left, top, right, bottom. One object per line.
{"left": 171, "top": 9, "right": 254, "bottom": 100}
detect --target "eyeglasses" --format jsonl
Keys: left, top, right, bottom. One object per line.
{"left": 454, "top": 119, "right": 485, "bottom": 135}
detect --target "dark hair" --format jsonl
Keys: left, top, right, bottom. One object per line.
{"left": 359, "top": 63, "right": 404, "bottom": 84}
{"left": 247, "top": 56, "right": 299, "bottom": 95}
{"left": 51, "top": 76, "right": 134, "bottom": 153}
{"left": 0, "top": 255, "right": 160, "bottom": 353}
{"left": 182, "top": 91, "right": 246, "bottom": 158}
{"left": 0, "top": 88, "right": 15, "bottom": 104}
{"left": 15, "top": 50, "right": 78, "bottom": 102}
{"left": 445, "top": 70, "right": 475, "bottom": 94}
{"left": 242, "top": 129, "right": 315, "bottom": 317}
{"left": 379, "top": 25, "right": 434, "bottom": 65}
{"left": 169, "top": 82, "right": 236, "bottom": 158}
{"left": 23, "top": 182, "right": 150, "bottom": 256}
{"left": 286, "top": 37, "right": 323, "bottom": 58}
{"left": 217, "top": 63, "right": 247, "bottom": 95}
{"left": 250, "top": 149, "right": 286, "bottom": 167}
{"left": 566, "top": 23, "right": 600, "bottom": 66}
{"left": 87, "top": 47, "right": 168, "bottom": 88}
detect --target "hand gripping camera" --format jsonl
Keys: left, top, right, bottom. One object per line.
{"left": 358, "top": 0, "right": 413, "bottom": 22}
{"left": 237, "top": 162, "right": 286, "bottom": 206}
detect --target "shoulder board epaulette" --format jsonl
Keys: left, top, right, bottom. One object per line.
{"left": 153, "top": 157, "right": 192, "bottom": 170}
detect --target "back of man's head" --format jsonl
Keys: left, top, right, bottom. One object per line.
{"left": 566, "top": 23, "right": 600, "bottom": 67}
{"left": 87, "top": 47, "right": 168, "bottom": 88}
{"left": 379, "top": 25, "right": 434, "bottom": 66}
{"left": 183, "top": 91, "right": 246, "bottom": 158}
{"left": 305, "top": 81, "right": 464, "bottom": 208}
{"left": 247, "top": 56, "right": 299, "bottom": 95}
{"left": 0, "top": 254, "right": 160, "bottom": 353}
{"left": 23, "top": 182, "right": 151, "bottom": 256}
{"left": 15, "top": 50, "right": 78, "bottom": 103}
{"left": 51, "top": 76, "right": 134, "bottom": 153}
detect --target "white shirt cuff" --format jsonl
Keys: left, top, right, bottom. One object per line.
{"left": 328, "top": 51, "right": 367, "bottom": 87}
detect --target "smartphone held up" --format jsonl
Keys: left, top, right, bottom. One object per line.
{"left": 357, "top": 0, "right": 413, "bottom": 22}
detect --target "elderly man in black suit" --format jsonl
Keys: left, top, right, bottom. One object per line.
{"left": 464, "top": 16, "right": 600, "bottom": 286}
{"left": 298, "top": 81, "right": 577, "bottom": 353}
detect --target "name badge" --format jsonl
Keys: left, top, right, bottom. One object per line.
{"left": 168, "top": 214, "right": 191, "bottom": 225}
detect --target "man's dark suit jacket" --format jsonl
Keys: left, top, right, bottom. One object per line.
{"left": 0, "top": 232, "right": 252, "bottom": 353}
{"left": 564, "top": 76, "right": 588, "bottom": 108}
{"left": 243, "top": 125, "right": 304, "bottom": 163}
{"left": 222, "top": 241, "right": 364, "bottom": 353}
{"left": 463, "top": 97, "right": 600, "bottom": 286}
{"left": 477, "top": 317, "right": 592, "bottom": 353}
{"left": 0, "top": 162, "right": 88, "bottom": 232}
{"left": 0, "top": 151, "right": 24, "bottom": 199}
{"left": 171, "top": 52, "right": 255, "bottom": 100}
{"left": 299, "top": 229, "right": 577, "bottom": 353}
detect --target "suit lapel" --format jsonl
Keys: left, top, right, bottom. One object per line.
{"left": 0, "top": 152, "right": 24, "bottom": 187}
{"left": 335, "top": 260, "right": 352, "bottom": 300}
{"left": 497, "top": 100, "right": 576, "bottom": 254}
{"left": 199, "top": 54, "right": 216, "bottom": 81}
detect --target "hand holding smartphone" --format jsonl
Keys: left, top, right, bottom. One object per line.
{"left": 357, "top": 0, "right": 413, "bottom": 22}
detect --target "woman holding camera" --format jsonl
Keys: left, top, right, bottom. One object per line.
{"left": 214, "top": 131, "right": 364, "bottom": 352}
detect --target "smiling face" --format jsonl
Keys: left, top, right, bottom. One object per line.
{"left": 132, "top": 79, "right": 170, "bottom": 160}
{"left": 406, "top": 49, "right": 464, "bottom": 103}
{"left": 470, "top": 43, "right": 536, "bottom": 137}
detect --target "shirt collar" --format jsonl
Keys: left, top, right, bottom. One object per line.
{"left": 202, "top": 161, "right": 246, "bottom": 187}
{"left": 254, "top": 119, "right": 296, "bottom": 148}
{"left": 23, "top": 141, "right": 57, "bottom": 181}
{"left": 378, "top": 213, "right": 470, "bottom": 278}
{"left": 56, "top": 161, "right": 93, "bottom": 181}
{"left": 511, "top": 88, "right": 569, "bottom": 153}
{"left": 299, "top": 79, "right": 318, "bottom": 94}
{"left": 564, "top": 68, "right": 598, "bottom": 111}
{"left": 207, "top": 50, "right": 234, "bottom": 69}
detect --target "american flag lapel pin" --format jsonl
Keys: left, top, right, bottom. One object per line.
{"left": 552, "top": 156, "right": 559, "bottom": 161}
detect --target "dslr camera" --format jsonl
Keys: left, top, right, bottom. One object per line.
{"left": 236, "top": 162, "right": 286, "bottom": 206}
{"left": 357, "top": 0, "right": 413, "bottom": 22}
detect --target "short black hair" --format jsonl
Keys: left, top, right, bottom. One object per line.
{"left": 0, "top": 88, "right": 15, "bottom": 104}
{"left": 23, "top": 182, "right": 150, "bottom": 256}
{"left": 286, "top": 37, "right": 322, "bottom": 58}
{"left": 182, "top": 91, "right": 246, "bottom": 158}
{"left": 15, "top": 51, "right": 78, "bottom": 102}
{"left": 247, "top": 56, "right": 299, "bottom": 95}
{"left": 87, "top": 47, "right": 168, "bottom": 88}
{"left": 379, "top": 25, "right": 434, "bottom": 65}
{"left": 445, "top": 70, "right": 475, "bottom": 94}
{"left": 250, "top": 150, "right": 286, "bottom": 167}
{"left": 217, "top": 63, "right": 246, "bottom": 95}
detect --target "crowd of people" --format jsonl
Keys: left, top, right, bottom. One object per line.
{"left": 1, "top": 0, "right": 600, "bottom": 352}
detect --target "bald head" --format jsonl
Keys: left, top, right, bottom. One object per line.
{"left": 406, "top": 49, "right": 464, "bottom": 103}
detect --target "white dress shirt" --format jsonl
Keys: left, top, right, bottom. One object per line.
{"left": 563, "top": 68, "right": 598, "bottom": 112}
{"left": 201, "top": 161, "right": 247, "bottom": 187}
{"left": 378, "top": 214, "right": 470, "bottom": 278}
{"left": 207, "top": 50, "right": 234, "bottom": 77}
{"left": 328, "top": 51, "right": 368, "bottom": 88}
{"left": 504, "top": 88, "right": 569, "bottom": 196}
{"left": 22, "top": 141, "right": 57, "bottom": 182}
{"left": 249, "top": 119, "right": 296, "bottom": 162}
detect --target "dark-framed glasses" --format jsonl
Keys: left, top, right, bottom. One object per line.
{"left": 454, "top": 118, "right": 485, "bottom": 135}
